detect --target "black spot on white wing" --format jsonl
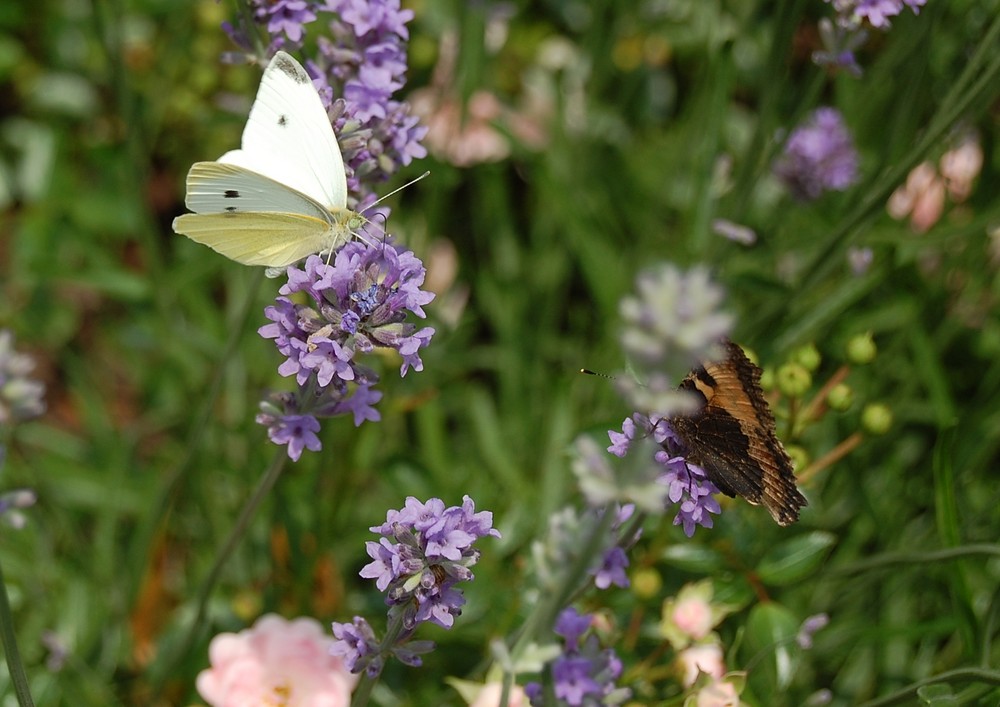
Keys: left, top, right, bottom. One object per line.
{"left": 278, "top": 115, "right": 288, "bottom": 127}
{"left": 224, "top": 190, "right": 240, "bottom": 198}
{"left": 273, "top": 52, "right": 309, "bottom": 84}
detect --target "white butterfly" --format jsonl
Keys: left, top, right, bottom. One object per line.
{"left": 173, "top": 51, "right": 362, "bottom": 267}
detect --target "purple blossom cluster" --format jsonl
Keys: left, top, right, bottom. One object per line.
{"left": 360, "top": 496, "right": 499, "bottom": 629}
{"left": 257, "top": 245, "right": 434, "bottom": 460}
{"left": 824, "top": 0, "right": 927, "bottom": 29}
{"left": 329, "top": 615, "right": 433, "bottom": 678}
{"left": 814, "top": 1, "right": 928, "bottom": 75}
{"left": 591, "top": 504, "right": 634, "bottom": 591}
{"left": 773, "top": 107, "right": 860, "bottom": 201}
{"left": 812, "top": 18, "right": 866, "bottom": 76}
{"left": 608, "top": 414, "right": 721, "bottom": 537}
{"left": 331, "top": 497, "right": 499, "bottom": 676}
{"left": 226, "top": 0, "right": 427, "bottom": 198}
{"left": 525, "top": 608, "right": 630, "bottom": 706}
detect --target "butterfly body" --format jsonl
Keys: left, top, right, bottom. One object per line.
{"left": 669, "top": 340, "right": 807, "bottom": 526}
{"left": 173, "top": 51, "right": 361, "bottom": 267}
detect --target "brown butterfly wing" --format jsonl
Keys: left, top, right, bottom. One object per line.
{"left": 669, "top": 340, "right": 807, "bottom": 526}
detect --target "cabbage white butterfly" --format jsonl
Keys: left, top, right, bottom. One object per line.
{"left": 173, "top": 51, "right": 362, "bottom": 267}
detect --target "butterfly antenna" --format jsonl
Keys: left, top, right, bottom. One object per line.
{"left": 580, "top": 368, "right": 616, "bottom": 380}
{"left": 360, "top": 171, "right": 431, "bottom": 215}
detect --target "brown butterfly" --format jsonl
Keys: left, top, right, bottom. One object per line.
{"left": 668, "top": 340, "right": 808, "bottom": 525}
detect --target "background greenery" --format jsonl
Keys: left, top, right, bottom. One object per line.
{"left": 1, "top": 0, "right": 999, "bottom": 704}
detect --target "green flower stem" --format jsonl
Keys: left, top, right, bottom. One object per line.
{"left": 0, "top": 557, "right": 35, "bottom": 707}
{"left": 127, "top": 268, "right": 265, "bottom": 609}
{"left": 831, "top": 544, "right": 1000, "bottom": 575}
{"left": 350, "top": 609, "right": 409, "bottom": 707}
{"left": 858, "top": 667, "right": 1000, "bottom": 707}
{"left": 500, "top": 504, "right": 618, "bottom": 698}
{"left": 150, "top": 447, "right": 288, "bottom": 697}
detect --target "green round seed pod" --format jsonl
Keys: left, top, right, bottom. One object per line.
{"left": 827, "top": 383, "right": 854, "bottom": 411}
{"left": 793, "top": 343, "right": 822, "bottom": 372}
{"left": 777, "top": 362, "right": 812, "bottom": 397}
{"left": 861, "top": 402, "right": 893, "bottom": 435}
{"left": 631, "top": 568, "right": 662, "bottom": 600}
{"left": 847, "top": 332, "right": 877, "bottom": 365}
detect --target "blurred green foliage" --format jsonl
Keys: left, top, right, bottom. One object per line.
{"left": 2, "top": 0, "right": 1000, "bottom": 705}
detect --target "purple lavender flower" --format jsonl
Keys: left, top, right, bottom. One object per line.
{"left": 774, "top": 107, "right": 860, "bottom": 201}
{"left": 796, "top": 613, "right": 831, "bottom": 649}
{"left": 362, "top": 496, "right": 500, "bottom": 630}
{"left": 606, "top": 415, "right": 722, "bottom": 537}
{"left": 825, "top": 0, "right": 927, "bottom": 29}
{"left": 555, "top": 608, "right": 593, "bottom": 648}
{"left": 256, "top": 244, "right": 433, "bottom": 459}
{"left": 593, "top": 547, "right": 629, "bottom": 590}
{"left": 813, "top": 18, "right": 866, "bottom": 77}
{"left": 525, "top": 608, "right": 631, "bottom": 707}
{"left": 224, "top": 0, "right": 426, "bottom": 201}
{"left": 259, "top": 412, "right": 322, "bottom": 462}
{"left": 330, "top": 614, "right": 434, "bottom": 678}
{"left": 330, "top": 497, "right": 497, "bottom": 677}
{"left": 330, "top": 616, "right": 382, "bottom": 676}
{"left": 258, "top": 0, "right": 318, "bottom": 44}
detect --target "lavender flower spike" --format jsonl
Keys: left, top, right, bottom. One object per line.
{"left": 525, "top": 607, "right": 631, "bottom": 706}
{"left": 607, "top": 415, "right": 722, "bottom": 537}
{"left": 362, "top": 496, "right": 500, "bottom": 630}
{"left": 774, "top": 107, "right": 860, "bottom": 201}
{"left": 256, "top": 243, "right": 434, "bottom": 460}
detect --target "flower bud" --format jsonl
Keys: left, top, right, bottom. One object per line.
{"left": 847, "top": 332, "right": 877, "bottom": 364}
{"left": 631, "top": 568, "right": 662, "bottom": 600}
{"left": 792, "top": 343, "right": 822, "bottom": 371}
{"left": 777, "top": 362, "right": 812, "bottom": 397}
{"left": 861, "top": 403, "right": 892, "bottom": 435}
{"left": 827, "top": 383, "right": 854, "bottom": 411}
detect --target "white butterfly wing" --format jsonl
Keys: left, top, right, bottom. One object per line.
{"left": 173, "top": 212, "right": 335, "bottom": 267}
{"left": 174, "top": 163, "right": 355, "bottom": 266}
{"left": 219, "top": 51, "right": 347, "bottom": 211}
{"left": 183, "top": 162, "right": 331, "bottom": 220}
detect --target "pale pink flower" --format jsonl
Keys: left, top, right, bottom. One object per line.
{"left": 468, "top": 682, "right": 529, "bottom": 707}
{"left": 939, "top": 138, "right": 983, "bottom": 202}
{"left": 887, "top": 162, "right": 945, "bottom": 233}
{"left": 196, "top": 614, "right": 357, "bottom": 707}
{"left": 676, "top": 642, "right": 726, "bottom": 688}
{"left": 693, "top": 678, "right": 741, "bottom": 707}
{"left": 660, "top": 580, "right": 731, "bottom": 650}
{"left": 671, "top": 595, "right": 715, "bottom": 641}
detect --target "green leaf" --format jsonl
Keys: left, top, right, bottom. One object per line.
{"left": 746, "top": 603, "right": 800, "bottom": 690}
{"left": 756, "top": 531, "right": 837, "bottom": 586}
{"left": 917, "top": 683, "right": 956, "bottom": 705}
{"left": 661, "top": 543, "right": 726, "bottom": 573}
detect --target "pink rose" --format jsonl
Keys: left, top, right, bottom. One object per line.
{"left": 694, "top": 678, "right": 741, "bottom": 707}
{"left": 677, "top": 643, "right": 725, "bottom": 688}
{"left": 672, "top": 596, "right": 714, "bottom": 641}
{"left": 468, "top": 682, "right": 528, "bottom": 707}
{"left": 197, "top": 614, "right": 357, "bottom": 707}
